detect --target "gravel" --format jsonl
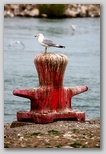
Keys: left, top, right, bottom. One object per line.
{"left": 4, "top": 119, "right": 100, "bottom": 148}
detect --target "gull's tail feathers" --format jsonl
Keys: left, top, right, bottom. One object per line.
{"left": 56, "top": 44, "right": 65, "bottom": 48}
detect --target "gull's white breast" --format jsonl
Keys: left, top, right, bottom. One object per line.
{"left": 38, "top": 35, "right": 47, "bottom": 47}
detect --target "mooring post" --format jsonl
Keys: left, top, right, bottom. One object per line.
{"left": 13, "top": 53, "right": 88, "bottom": 123}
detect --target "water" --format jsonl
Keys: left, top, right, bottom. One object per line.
{"left": 4, "top": 17, "right": 100, "bottom": 123}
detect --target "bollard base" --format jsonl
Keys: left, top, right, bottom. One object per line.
{"left": 17, "top": 110, "right": 85, "bottom": 124}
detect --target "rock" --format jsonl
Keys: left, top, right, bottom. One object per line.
{"left": 41, "top": 13, "right": 48, "bottom": 18}
{"left": 20, "top": 143, "right": 26, "bottom": 148}
{"left": 17, "top": 133, "right": 21, "bottom": 137}
{"left": 19, "top": 137, "right": 24, "bottom": 141}
{"left": 62, "top": 146, "right": 73, "bottom": 148}
{"left": 65, "top": 8, "right": 78, "bottom": 17}
{"left": 29, "top": 9, "right": 39, "bottom": 17}
{"left": 88, "top": 4, "right": 100, "bottom": 17}
{"left": 80, "top": 5, "right": 88, "bottom": 17}
{"left": 10, "top": 121, "right": 34, "bottom": 128}
{"left": 4, "top": 4, "right": 100, "bottom": 18}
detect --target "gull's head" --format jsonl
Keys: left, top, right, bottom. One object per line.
{"left": 35, "top": 33, "right": 44, "bottom": 38}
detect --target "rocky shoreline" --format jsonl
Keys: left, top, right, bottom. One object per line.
{"left": 4, "top": 4, "right": 100, "bottom": 18}
{"left": 4, "top": 119, "right": 100, "bottom": 148}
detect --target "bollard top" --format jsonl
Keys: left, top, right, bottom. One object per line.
{"left": 34, "top": 53, "right": 68, "bottom": 87}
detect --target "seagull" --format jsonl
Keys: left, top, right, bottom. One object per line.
{"left": 71, "top": 24, "right": 76, "bottom": 31}
{"left": 35, "top": 33, "right": 65, "bottom": 54}
{"left": 8, "top": 40, "right": 25, "bottom": 48}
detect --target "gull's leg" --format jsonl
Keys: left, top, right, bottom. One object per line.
{"left": 44, "top": 47, "right": 47, "bottom": 54}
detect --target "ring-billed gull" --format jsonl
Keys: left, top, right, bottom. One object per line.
{"left": 35, "top": 33, "right": 65, "bottom": 53}
{"left": 8, "top": 41, "right": 25, "bottom": 47}
{"left": 71, "top": 25, "right": 76, "bottom": 31}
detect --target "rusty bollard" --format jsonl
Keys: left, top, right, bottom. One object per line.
{"left": 13, "top": 53, "right": 88, "bottom": 123}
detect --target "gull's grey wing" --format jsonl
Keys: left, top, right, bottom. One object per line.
{"left": 43, "top": 39, "right": 56, "bottom": 47}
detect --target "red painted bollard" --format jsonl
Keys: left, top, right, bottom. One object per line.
{"left": 13, "top": 53, "right": 88, "bottom": 123}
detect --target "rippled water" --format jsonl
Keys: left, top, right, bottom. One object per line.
{"left": 4, "top": 17, "right": 100, "bottom": 123}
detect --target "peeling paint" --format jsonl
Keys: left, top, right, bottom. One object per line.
{"left": 13, "top": 53, "right": 88, "bottom": 123}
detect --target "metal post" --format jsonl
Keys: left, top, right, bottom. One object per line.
{"left": 13, "top": 53, "right": 88, "bottom": 123}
